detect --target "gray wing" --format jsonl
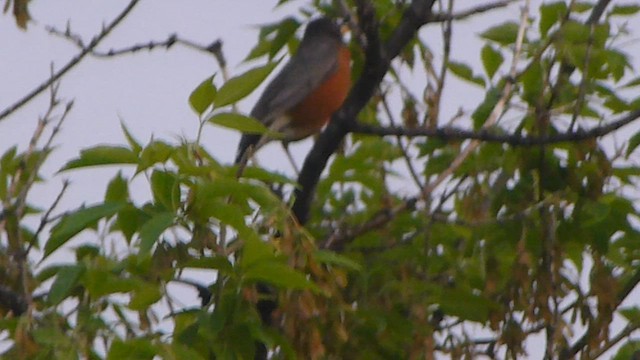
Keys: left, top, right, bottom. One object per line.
{"left": 250, "top": 39, "right": 340, "bottom": 124}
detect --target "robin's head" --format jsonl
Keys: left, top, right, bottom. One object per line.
{"left": 302, "top": 17, "right": 342, "bottom": 42}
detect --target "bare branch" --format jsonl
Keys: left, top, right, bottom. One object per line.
{"left": 323, "top": 197, "right": 418, "bottom": 250}
{"left": 46, "top": 26, "right": 224, "bottom": 60}
{"left": 352, "top": 107, "right": 640, "bottom": 146}
{"left": 0, "top": 0, "right": 141, "bottom": 122}
{"left": 587, "top": 0, "right": 612, "bottom": 24}
{"left": 430, "top": 0, "right": 518, "bottom": 22}
{"left": 379, "top": 88, "right": 424, "bottom": 189}
{"left": 31, "top": 180, "right": 70, "bottom": 250}
{"left": 418, "top": 0, "right": 530, "bottom": 200}
{"left": 590, "top": 324, "right": 640, "bottom": 359}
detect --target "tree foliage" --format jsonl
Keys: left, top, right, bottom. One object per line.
{"left": 2, "top": 0, "right": 640, "bottom": 359}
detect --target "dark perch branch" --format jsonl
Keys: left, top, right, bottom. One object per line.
{"left": 292, "top": 0, "right": 437, "bottom": 225}
{"left": 352, "top": 108, "right": 640, "bottom": 145}
{"left": 430, "top": 0, "right": 517, "bottom": 22}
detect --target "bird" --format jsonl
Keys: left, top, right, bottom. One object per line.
{"left": 234, "top": 16, "right": 351, "bottom": 165}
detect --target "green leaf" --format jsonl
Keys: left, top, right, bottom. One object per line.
{"left": 84, "top": 269, "right": 138, "bottom": 298}
{"left": 0, "top": 146, "right": 17, "bottom": 198}
{"left": 269, "top": 17, "right": 301, "bottom": 58}
{"left": 605, "top": 49, "right": 629, "bottom": 81}
{"left": 214, "top": 62, "right": 278, "bottom": 108}
{"left": 623, "top": 76, "right": 640, "bottom": 88}
{"left": 150, "top": 170, "right": 179, "bottom": 211}
{"left": 479, "top": 22, "right": 520, "bottom": 46}
{"left": 244, "top": 261, "right": 318, "bottom": 291}
{"left": 613, "top": 166, "right": 640, "bottom": 183}
{"left": 210, "top": 201, "right": 256, "bottom": 240}
{"left": 437, "top": 288, "right": 494, "bottom": 323}
{"left": 137, "top": 141, "right": 174, "bottom": 173}
{"left": 480, "top": 45, "right": 503, "bottom": 79}
{"left": 107, "top": 338, "right": 157, "bottom": 360}
{"left": 129, "top": 283, "right": 162, "bottom": 310}
{"left": 75, "top": 245, "right": 100, "bottom": 262}
{"left": 48, "top": 265, "right": 85, "bottom": 305}
{"left": 581, "top": 200, "right": 610, "bottom": 227}
{"left": 189, "top": 75, "right": 217, "bottom": 115}
{"left": 116, "top": 205, "right": 147, "bottom": 242}
{"left": 32, "top": 326, "right": 73, "bottom": 348}
{"left": 162, "top": 343, "right": 207, "bottom": 360}
{"left": 610, "top": 5, "right": 640, "bottom": 16}
{"left": 241, "top": 237, "right": 274, "bottom": 268}
{"left": 521, "top": 61, "right": 544, "bottom": 105}
{"left": 559, "top": 20, "right": 590, "bottom": 44}
{"left": 242, "top": 166, "right": 296, "bottom": 184}
{"left": 424, "top": 150, "right": 457, "bottom": 176}
{"left": 244, "top": 38, "right": 273, "bottom": 62}
{"left": 188, "top": 182, "right": 256, "bottom": 240}
{"left": 46, "top": 202, "right": 125, "bottom": 258}
{"left": 121, "top": 122, "right": 142, "bottom": 154}
{"left": 603, "top": 91, "right": 630, "bottom": 114}
{"left": 314, "top": 250, "right": 362, "bottom": 271}
{"left": 208, "top": 112, "right": 274, "bottom": 136}
{"left": 242, "top": 183, "right": 287, "bottom": 212}
{"left": 619, "top": 307, "right": 640, "bottom": 325}
{"left": 573, "top": 2, "right": 593, "bottom": 13}
{"left": 612, "top": 340, "right": 640, "bottom": 360}
{"left": 105, "top": 172, "right": 129, "bottom": 203}
{"left": 185, "top": 257, "right": 234, "bottom": 274}
{"left": 447, "top": 61, "right": 485, "bottom": 87}
{"left": 60, "top": 146, "right": 137, "bottom": 171}
{"left": 138, "top": 212, "right": 174, "bottom": 255}
{"left": 472, "top": 87, "right": 502, "bottom": 128}
{"left": 539, "top": 2, "right": 567, "bottom": 38}
{"left": 418, "top": 138, "right": 447, "bottom": 157}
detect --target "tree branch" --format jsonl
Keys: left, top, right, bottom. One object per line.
{"left": 46, "top": 26, "right": 224, "bottom": 61}
{"left": 0, "top": 0, "right": 141, "bottom": 122}
{"left": 352, "top": 108, "right": 640, "bottom": 145}
{"left": 561, "top": 262, "right": 640, "bottom": 359}
{"left": 588, "top": 0, "right": 612, "bottom": 25}
{"left": 430, "top": 0, "right": 517, "bottom": 22}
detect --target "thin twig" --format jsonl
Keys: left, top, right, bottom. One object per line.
{"left": 0, "top": 0, "right": 141, "bottom": 122}
{"left": 31, "top": 180, "right": 70, "bottom": 251}
{"left": 589, "top": 324, "right": 640, "bottom": 359}
{"left": 47, "top": 26, "right": 227, "bottom": 72}
{"left": 431, "top": 0, "right": 454, "bottom": 128}
{"left": 569, "top": 22, "right": 597, "bottom": 130}
{"left": 379, "top": 87, "right": 424, "bottom": 189}
{"left": 419, "top": 0, "right": 530, "bottom": 201}
{"left": 430, "top": 0, "right": 518, "bottom": 22}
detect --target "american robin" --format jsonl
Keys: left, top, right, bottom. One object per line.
{"left": 234, "top": 17, "right": 351, "bottom": 164}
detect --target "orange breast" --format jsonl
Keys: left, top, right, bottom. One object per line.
{"left": 287, "top": 46, "right": 351, "bottom": 140}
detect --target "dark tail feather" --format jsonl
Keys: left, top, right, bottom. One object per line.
{"left": 235, "top": 133, "right": 262, "bottom": 164}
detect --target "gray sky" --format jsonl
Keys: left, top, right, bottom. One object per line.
{"left": 1, "top": 0, "right": 505, "bottom": 210}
